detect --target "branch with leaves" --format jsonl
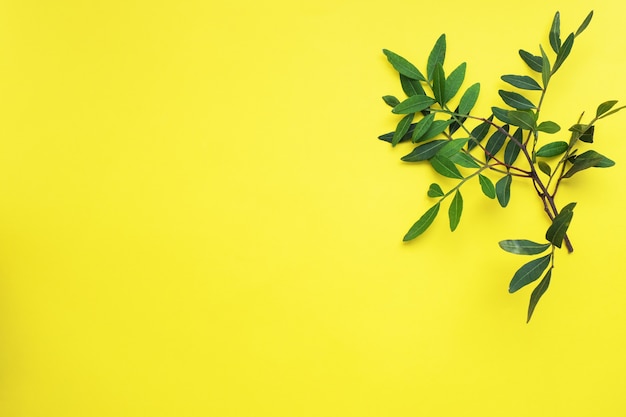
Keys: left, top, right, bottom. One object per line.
{"left": 378, "top": 11, "right": 623, "bottom": 322}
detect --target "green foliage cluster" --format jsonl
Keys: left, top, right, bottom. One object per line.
{"left": 378, "top": 11, "right": 624, "bottom": 322}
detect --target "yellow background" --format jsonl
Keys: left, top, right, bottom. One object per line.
{"left": 0, "top": 0, "right": 625, "bottom": 416}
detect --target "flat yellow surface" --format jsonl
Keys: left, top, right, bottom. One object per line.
{"left": 0, "top": 0, "right": 625, "bottom": 416}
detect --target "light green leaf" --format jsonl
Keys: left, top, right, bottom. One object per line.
{"left": 545, "top": 202, "right": 576, "bottom": 248}
{"left": 478, "top": 174, "right": 496, "bottom": 199}
{"left": 450, "top": 152, "right": 480, "bottom": 168}
{"left": 540, "top": 45, "right": 551, "bottom": 88}
{"left": 400, "top": 74, "right": 425, "bottom": 97}
{"left": 575, "top": 11, "right": 593, "bottom": 37}
{"left": 430, "top": 155, "right": 463, "bottom": 179}
{"left": 538, "top": 161, "right": 552, "bottom": 176}
{"left": 392, "top": 113, "right": 415, "bottom": 147}
{"left": 495, "top": 174, "right": 512, "bottom": 207}
{"left": 509, "top": 254, "right": 552, "bottom": 293}
{"left": 383, "top": 49, "right": 425, "bottom": 81}
{"left": 527, "top": 270, "right": 551, "bottom": 323}
{"left": 427, "top": 34, "right": 446, "bottom": 81}
{"left": 508, "top": 110, "right": 537, "bottom": 131}
{"left": 427, "top": 183, "right": 444, "bottom": 198}
{"left": 499, "top": 90, "right": 536, "bottom": 110}
{"left": 438, "top": 138, "right": 470, "bottom": 158}
{"left": 536, "top": 141, "right": 569, "bottom": 157}
{"left": 444, "top": 62, "right": 466, "bottom": 103}
{"left": 519, "top": 50, "right": 542, "bottom": 72}
{"left": 401, "top": 140, "right": 448, "bottom": 162}
{"left": 411, "top": 113, "right": 436, "bottom": 143}
{"left": 448, "top": 190, "right": 463, "bottom": 232}
{"left": 499, "top": 239, "right": 551, "bottom": 255}
{"left": 393, "top": 95, "right": 436, "bottom": 114}
{"left": 458, "top": 83, "right": 480, "bottom": 116}
{"left": 403, "top": 203, "right": 440, "bottom": 241}
{"left": 537, "top": 121, "right": 561, "bottom": 134}
{"left": 552, "top": 33, "right": 574, "bottom": 74}
{"left": 549, "top": 11, "right": 561, "bottom": 53}
{"left": 501, "top": 74, "right": 542, "bottom": 91}
{"left": 420, "top": 119, "right": 453, "bottom": 142}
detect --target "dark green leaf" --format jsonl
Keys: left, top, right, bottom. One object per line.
{"left": 549, "top": 11, "right": 561, "bottom": 53}
{"left": 562, "top": 150, "right": 615, "bottom": 178}
{"left": 383, "top": 49, "right": 425, "bottom": 81}
{"left": 499, "top": 239, "right": 551, "bottom": 255}
{"left": 492, "top": 107, "right": 513, "bottom": 124}
{"left": 485, "top": 124, "right": 509, "bottom": 160}
{"left": 598, "top": 105, "right": 626, "bottom": 119}
{"left": 495, "top": 174, "right": 512, "bottom": 207}
{"left": 536, "top": 141, "right": 569, "bottom": 157}
{"left": 552, "top": 33, "right": 574, "bottom": 74}
{"left": 569, "top": 124, "right": 594, "bottom": 143}
{"left": 444, "top": 62, "right": 466, "bottom": 103}
{"left": 448, "top": 190, "right": 463, "bottom": 232}
{"left": 596, "top": 100, "right": 618, "bottom": 118}
{"left": 421, "top": 119, "right": 453, "bottom": 142}
{"left": 448, "top": 109, "right": 466, "bottom": 135}
{"left": 467, "top": 117, "right": 492, "bottom": 151}
{"left": 527, "top": 269, "right": 551, "bottom": 323}
{"left": 450, "top": 152, "right": 480, "bottom": 168}
{"left": 438, "top": 138, "right": 470, "bottom": 158}
{"left": 458, "top": 83, "right": 480, "bottom": 116}
{"left": 430, "top": 155, "right": 463, "bottom": 179}
{"left": 401, "top": 140, "right": 447, "bottom": 162}
{"left": 540, "top": 45, "right": 551, "bottom": 88}
{"left": 538, "top": 161, "right": 552, "bottom": 176}
{"left": 411, "top": 113, "right": 436, "bottom": 142}
{"left": 499, "top": 90, "right": 536, "bottom": 110}
{"left": 537, "top": 121, "right": 561, "bottom": 134}
{"left": 508, "top": 110, "right": 536, "bottom": 131}
{"left": 501, "top": 75, "right": 542, "bottom": 91}
{"left": 383, "top": 95, "right": 400, "bottom": 107}
{"left": 504, "top": 128, "right": 523, "bottom": 165}
{"left": 393, "top": 95, "right": 436, "bottom": 114}
{"left": 508, "top": 254, "right": 552, "bottom": 293}
{"left": 400, "top": 73, "right": 426, "bottom": 97}
{"left": 403, "top": 203, "right": 440, "bottom": 241}
{"left": 575, "top": 11, "right": 593, "bottom": 37}
{"left": 546, "top": 203, "right": 576, "bottom": 248}
{"left": 478, "top": 174, "right": 496, "bottom": 199}
{"left": 519, "top": 50, "right": 542, "bottom": 72}
{"left": 427, "top": 34, "right": 446, "bottom": 81}
{"left": 432, "top": 64, "right": 446, "bottom": 106}
{"left": 392, "top": 113, "right": 415, "bottom": 146}
{"left": 427, "top": 183, "right": 444, "bottom": 198}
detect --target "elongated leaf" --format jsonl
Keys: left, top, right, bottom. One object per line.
{"left": 538, "top": 161, "right": 552, "bottom": 176}
{"left": 444, "top": 62, "right": 466, "bottom": 103}
{"left": 519, "top": 50, "right": 542, "bottom": 72}
{"left": 509, "top": 254, "right": 552, "bottom": 293}
{"left": 540, "top": 45, "right": 551, "bottom": 88}
{"left": 378, "top": 124, "right": 417, "bottom": 143}
{"left": 421, "top": 119, "right": 453, "bottom": 142}
{"left": 427, "top": 34, "right": 446, "bottom": 81}
{"left": 508, "top": 110, "right": 536, "bottom": 131}
{"left": 545, "top": 203, "right": 576, "bottom": 248}
{"left": 448, "top": 190, "right": 463, "bottom": 232}
{"left": 383, "top": 49, "right": 425, "bottom": 81}
{"left": 499, "top": 90, "right": 536, "bottom": 110}
{"left": 467, "top": 117, "right": 492, "bottom": 151}
{"left": 400, "top": 73, "right": 425, "bottom": 97}
{"left": 549, "top": 11, "right": 561, "bottom": 53}
{"left": 393, "top": 95, "right": 436, "bottom": 114}
{"left": 478, "top": 174, "right": 496, "bottom": 199}
{"left": 575, "top": 11, "right": 593, "bottom": 37}
{"left": 598, "top": 105, "right": 626, "bottom": 119}
{"left": 552, "top": 33, "right": 574, "bottom": 74}
{"left": 392, "top": 113, "right": 415, "bottom": 146}
{"left": 412, "top": 113, "right": 436, "bottom": 142}
{"left": 458, "top": 83, "right": 480, "bottom": 116}
{"left": 501, "top": 75, "right": 542, "bottom": 91}
{"left": 596, "top": 100, "right": 618, "bottom": 117}
{"left": 527, "top": 269, "right": 551, "bottom": 322}
{"left": 448, "top": 109, "right": 466, "bottom": 135}
{"left": 504, "top": 128, "right": 523, "bottom": 165}
{"left": 492, "top": 107, "right": 513, "bottom": 124}
{"left": 537, "top": 121, "right": 561, "bottom": 134}
{"left": 499, "top": 239, "right": 551, "bottom": 255}
{"left": 562, "top": 150, "right": 615, "bottom": 178}
{"left": 432, "top": 64, "right": 446, "bottom": 105}
{"left": 401, "top": 140, "right": 447, "bottom": 162}
{"left": 438, "top": 138, "right": 470, "bottom": 158}
{"left": 485, "top": 124, "right": 509, "bottom": 160}
{"left": 536, "top": 141, "right": 568, "bottom": 157}
{"left": 495, "top": 174, "right": 512, "bottom": 207}
{"left": 403, "top": 203, "right": 440, "bottom": 241}
{"left": 450, "top": 152, "right": 480, "bottom": 168}
{"left": 430, "top": 155, "right": 463, "bottom": 179}
{"left": 427, "top": 183, "right": 444, "bottom": 198}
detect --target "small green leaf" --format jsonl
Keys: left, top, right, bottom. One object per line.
{"left": 411, "top": 113, "right": 436, "bottom": 143}
{"left": 538, "top": 161, "right": 552, "bottom": 176}
{"left": 504, "top": 128, "right": 523, "bottom": 166}
{"left": 598, "top": 105, "right": 626, "bottom": 119}
{"left": 575, "top": 11, "right": 593, "bottom": 37}
{"left": 569, "top": 124, "right": 594, "bottom": 143}
{"left": 450, "top": 152, "right": 480, "bottom": 168}
{"left": 519, "top": 50, "right": 542, "bottom": 72}
{"left": 467, "top": 118, "right": 492, "bottom": 151}
{"left": 420, "top": 119, "right": 453, "bottom": 142}
{"left": 485, "top": 124, "right": 509, "bottom": 160}
{"left": 401, "top": 140, "right": 448, "bottom": 162}
{"left": 537, "top": 121, "right": 561, "bottom": 134}
{"left": 438, "top": 138, "right": 470, "bottom": 158}
{"left": 444, "top": 62, "right": 466, "bottom": 103}
{"left": 552, "top": 33, "right": 574, "bottom": 74}
{"left": 478, "top": 174, "right": 496, "bottom": 199}
{"left": 509, "top": 254, "right": 552, "bottom": 293}
{"left": 458, "top": 83, "right": 480, "bottom": 116}
{"left": 403, "top": 203, "right": 440, "bottom": 241}
{"left": 546, "top": 203, "right": 576, "bottom": 248}
{"left": 392, "top": 113, "right": 415, "bottom": 147}
{"left": 562, "top": 150, "right": 615, "bottom": 178}
{"left": 400, "top": 74, "right": 426, "bottom": 97}
{"left": 596, "top": 100, "right": 618, "bottom": 118}
{"left": 501, "top": 75, "right": 542, "bottom": 91}
{"left": 527, "top": 269, "right": 552, "bottom": 323}
{"left": 432, "top": 64, "right": 446, "bottom": 106}
{"left": 549, "top": 11, "right": 561, "bottom": 53}
{"left": 540, "top": 45, "right": 551, "bottom": 88}
{"left": 499, "top": 90, "right": 536, "bottom": 110}
{"left": 536, "top": 141, "right": 569, "bottom": 157}
{"left": 427, "top": 183, "right": 444, "bottom": 198}
{"left": 508, "top": 110, "right": 537, "bottom": 131}
{"left": 495, "top": 174, "right": 512, "bottom": 207}
{"left": 448, "top": 190, "right": 463, "bottom": 232}
{"left": 383, "top": 49, "right": 425, "bottom": 81}
{"left": 427, "top": 34, "right": 446, "bottom": 81}
{"left": 393, "top": 95, "right": 436, "bottom": 114}
{"left": 499, "top": 239, "right": 551, "bottom": 255}
{"left": 492, "top": 107, "right": 512, "bottom": 124}
{"left": 430, "top": 155, "right": 463, "bottom": 179}
{"left": 383, "top": 95, "right": 401, "bottom": 107}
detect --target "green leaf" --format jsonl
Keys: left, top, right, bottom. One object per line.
{"left": 448, "top": 109, "right": 466, "bottom": 135}
{"left": 420, "top": 119, "right": 453, "bottom": 142}
{"left": 536, "top": 141, "right": 569, "bottom": 157}
{"left": 508, "top": 110, "right": 537, "bottom": 131}
{"left": 538, "top": 161, "right": 552, "bottom": 176}
{"left": 492, "top": 107, "right": 512, "bottom": 124}
{"left": 504, "top": 128, "right": 523, "bottom": 166}
{"left": 508, "top": 254, "right": 552, "bottom": 293}
{"left": 427, "top": 183, "right": 444, "bottom": 198}
{"left": 478, "top": 174, "right": 496, "bottom": 199}
{"left": 499, "top": 239, "right": 552, "bottom": 255}
{"left": 596, "top": 100, "right": 618, "bottom": 118}
{"left": 383, "top": 49, "right": 425, "bottom": 81}
{"left": 485, "top": 124, "right": 509, "bottom": 160}
{"left": 467, "top": 117, "right": 492, "bottom": 151}
{"left": 540, "top": 45, "right": 551, "bottom": 88}
{"left": 569, "top": 124, "right": 595, "bottom": 143}
{"left": 392, "top": 113, "right": 415, "bottom": 146}
{"left": 403, "top": 203, "right": 440, "bottom": 241}
{"left": 519, "top": 50, "right": 543, "bottom": 72}
{"left": 598, "top": 105, "right": 626, "bottom": 120}
{"left": 495, "top": 174, "right": 512, "bottom": 208}
{"left": 499, "top": 90, "right": 536, "bottom": 110}
{"left": 432, "top": 64, "right": 446, "bottom": 106}
{"left": 430, "top": 155, "right": 463, "bottom": 179}
{"left": 400, "top": 74, "right": 426, "bottom": 97}
{"left": 562, "top": 150, "right": 615, "bottom": 178}
{"left": 450, "top": 152, "right": 480, "bottom": 168}
{"left": 537, "top": 121, "right": 561, "bottom": 134}
{"left": 546, "top": 203, "right": 576, "bottom": 248}
{"left": 501, "top": 75, "right": 542, "bottom": 91}
{"left": 575, "top": 11, "right": 593, "bottom": 37}
{"left": 411, "top": 113, "right": 436, "bottom": 142}
{"left": 438, "top": 138, "right": 470, "bottom": 158}
{"left": 401, "top": 140, "right": 447, "bottom": 162}
{"left": 527, "top": 269, "right": 551, "bottom": 323}
{"left": 458, "top": 83, "right": 480, "bottom": 116}
{"left": 448, "top": 190, "right": 463, "bottom": 232}
{"left": 393, "top": 95, "right": 436, "bottom": 114}
{"left": 549, "top": 11, "right": 561, "bottom": 53}
{"left": 552, "top": 33, "right": 574, "bottom": 74}
{"left": 444, "top": 62, "right": 466, "bottom": 103}
{"left": 427, "top": 34, "right": 446, "bottom": 81}
{"left": 383, "top": 95, "right": 401, "bottom": 107}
